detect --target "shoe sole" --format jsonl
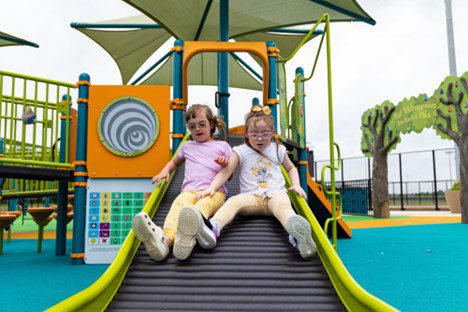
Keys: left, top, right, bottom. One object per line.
{"left": 132, "top": 212, "right": 167, "bottom": 261}
{"left": 287, "top": 215, "right": 317, "bottom": 259}
{"left": 173, "top": 206, "right": 201, "bottom": 260}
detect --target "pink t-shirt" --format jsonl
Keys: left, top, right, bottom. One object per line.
{"left": 177, "top": 140, "right": 232, "bottom": 194}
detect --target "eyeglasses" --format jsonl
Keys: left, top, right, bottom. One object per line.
{"left": 247, "top": 132, "right": 273, "bottom": 140}
{"left": 187, "top": 121, "right": 209, "bottom": 131}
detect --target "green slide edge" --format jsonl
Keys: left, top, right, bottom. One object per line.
{"left": 46, "top": 135, "right": 189, "bottom": 312}
{"left": 282, "top": 167, "right": 399, "bottom": 312}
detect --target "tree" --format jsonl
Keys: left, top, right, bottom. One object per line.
{"left": 361, "top": 101, "right": 400, "bottom": 218}
{"left": 434, "top": 72, "right": 468, "bottom": 223}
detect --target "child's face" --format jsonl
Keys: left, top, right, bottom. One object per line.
{"left": 187, "top": 110, "right": 213, "bottom": 143}
{"left": 246, "top": 119, "right": 273, "bottom": 151}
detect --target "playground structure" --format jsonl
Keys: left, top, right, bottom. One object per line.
{"left": 0, "top": 1, "right": 401, "bottom": 311}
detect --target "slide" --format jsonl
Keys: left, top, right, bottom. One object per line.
{"left": 48, "top": 136, "right": 395, "bottom": 312}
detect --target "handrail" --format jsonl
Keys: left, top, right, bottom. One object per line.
{"left": 282, "top": 167, "right": 397, "bottom": 312}
{"left": 47, "top": 134, "right": 189, "bottom": 312}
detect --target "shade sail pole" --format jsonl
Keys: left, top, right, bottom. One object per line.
{"left": 218, "top": 0, "right": 229, "bottom": 131}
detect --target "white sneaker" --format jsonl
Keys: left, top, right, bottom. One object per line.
{"left": 196, "top": 209, "right": 217, "bottom": 249}
{"left": 286, "top": 215, "right": 317, "bottom": 259}
{"left": 132, "top": 212, "right": 169, "bottom": 261}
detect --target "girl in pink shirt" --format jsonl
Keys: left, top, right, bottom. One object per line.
{"left": 133, "top": 104, "right": 231, "bottom": 261}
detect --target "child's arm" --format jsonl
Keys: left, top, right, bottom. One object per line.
{"left": 197, "top": 152, "right": 240, "bottom": 199}
{"left": 282, "top": 154, "right": 307, "bottom": 199}
{"left": 151, "top": 155, "right": 183, "bottom": 184}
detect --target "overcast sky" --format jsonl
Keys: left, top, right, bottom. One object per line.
{"left": 0, "top": 0, "right": 466, "bottom": 182}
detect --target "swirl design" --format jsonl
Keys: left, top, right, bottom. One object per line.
{"left": 100, "top": 98, "right": 157, "bottom": 156}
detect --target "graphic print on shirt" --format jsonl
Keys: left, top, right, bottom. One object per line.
{"left": 251, "top": 157, "right": 272, "bottom": 188}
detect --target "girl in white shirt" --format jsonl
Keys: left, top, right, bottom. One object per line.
{"left": 182, "top": 105, "right": 316, "bottom": 259}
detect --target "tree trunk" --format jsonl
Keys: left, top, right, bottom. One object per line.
{"left": 372, "top": 152, "right": 390, "bottom": 218}
{"left": 459, "top": 136, "right": 468, "bottom": 223}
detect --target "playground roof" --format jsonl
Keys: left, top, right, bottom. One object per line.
{"left": 123, "top": 0, "right": 375, "bottom": 39}
{"left": 73, "top": 16, "right": 319, "bottom": 86}
{"left": 75, "top": 15, "right": 171, "bottom": 85}
{"left": 0, "top": 31, "right": 39, "bottom": 48}
{"left": 141, "top": 52, "right": 262, "bottom": 90}
{"left": 73, "top": 0, "right": 374, "bottom": 87}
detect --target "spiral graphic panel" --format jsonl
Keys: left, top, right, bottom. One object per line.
{"left": 98, "top": 97, "right": 159, "bottom": 157}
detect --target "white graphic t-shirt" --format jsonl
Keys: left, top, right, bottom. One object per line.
{"left": 233, "top": 143, "right": 287, "bottom": 198}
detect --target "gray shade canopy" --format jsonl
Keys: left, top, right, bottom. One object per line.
{"left": 74, "top": 15, "right": 171, "bottom": 84}
{"left": 123, "top": 0, "right": 375, "bottom": 40}
{"left": 74, "top": 0, "right": 374, "bottom": 87}
{"left": 142, "top": 52, "right": 262, "bottom": 90}
{"left": 0, "top": 31, "right": 39, "bottom": 48}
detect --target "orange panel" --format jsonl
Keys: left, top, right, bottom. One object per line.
{"left": 182, "top": 41, "right": 269, "bottom": 105}
{"left": 87, "top": 85, "right": 170, "bottom": 178}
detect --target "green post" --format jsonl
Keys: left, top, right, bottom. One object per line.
{"left": 56, "top": 94, "right": 71, "bottom": 256}
{"left": 71, "top": 74, "right": 90, "bottom": 264}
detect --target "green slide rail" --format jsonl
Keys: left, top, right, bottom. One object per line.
{"left": 282, "top": 168, "right": 397, "bottom": 312}
{"left": 46, "top": 135, "right": 188, "bottom": 312}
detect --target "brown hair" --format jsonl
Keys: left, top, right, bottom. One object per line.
{"left": 244, "top": 109, "right": 281, "bottom": 162}
{"left": 185, "top": 104, "right": 226, "bottom": 140}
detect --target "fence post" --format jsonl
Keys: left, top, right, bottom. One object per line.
{"left": 341, "top": 158, "right": 344, "bottom": 188}
{"left": 399, "top": 153, "right": 404, "bottom": 210}
{"left": 432, "top": 150, "right": 439, "bottom": 210}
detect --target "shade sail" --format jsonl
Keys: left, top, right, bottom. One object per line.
{"left": 74, "top": 15, "right": 171, "bottom": 84}
{"left": 123, "top": 0, "right": 375, "bottom": 40}
{"left": 142, "top": 52, "right": 262, "bottom": 91}
{"left": 0, "top": 31, "right": 39, "bottom": 48}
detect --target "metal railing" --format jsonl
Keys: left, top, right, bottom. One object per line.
{"left": 0, "top": 70, "right": 76, "bottom": 195}
{"left": 0, "top": 70, "right": 76, "bottom": 169}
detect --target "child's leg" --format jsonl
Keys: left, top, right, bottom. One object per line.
{"left": 194, "top": 190, "right": 226, "bottom": 219}
{"left": 173, "top": 191, "right": 226, "bottom": 255}
{"left": 163, "top": 191, "right": 197, "bottom": 246}
{"left": 192, "top": 190, "right": 226, "bottom": 249}
{"left": 268, "top": 191, "right": 316, "bottom": 259}
{"left": 211, "top": 193, "right": 263, "bottom": 231}
{"left": 266, "top": 191, "right": 296, "bottom": 229}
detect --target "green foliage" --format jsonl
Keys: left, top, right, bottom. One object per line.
{"left": 434, "top": 71, "right": 468, "bottom": 141}
{"left": 452, "top": 182, "right": 460, "bottom": 190}
{"left": 360, "top": 101, "right": 401, "bottom": 157}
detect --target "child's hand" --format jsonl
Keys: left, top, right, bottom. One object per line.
{"left": 288, "top": 184, "right": 307, "bottom": 199}
{"left": 197, "top": 188, "right": 215, "bottom": 200}
{"left": 152, "top": 170, "right": 170, "bottom": 184}
{"left": 214, "top": 156, "right": 230, "bottom": 168}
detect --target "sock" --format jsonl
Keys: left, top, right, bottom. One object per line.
{"left": 288, "top": 234, "right": 298, "bottom": 248}
{"left": 210, "top": 220, "right": 221, "bottom": 238}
